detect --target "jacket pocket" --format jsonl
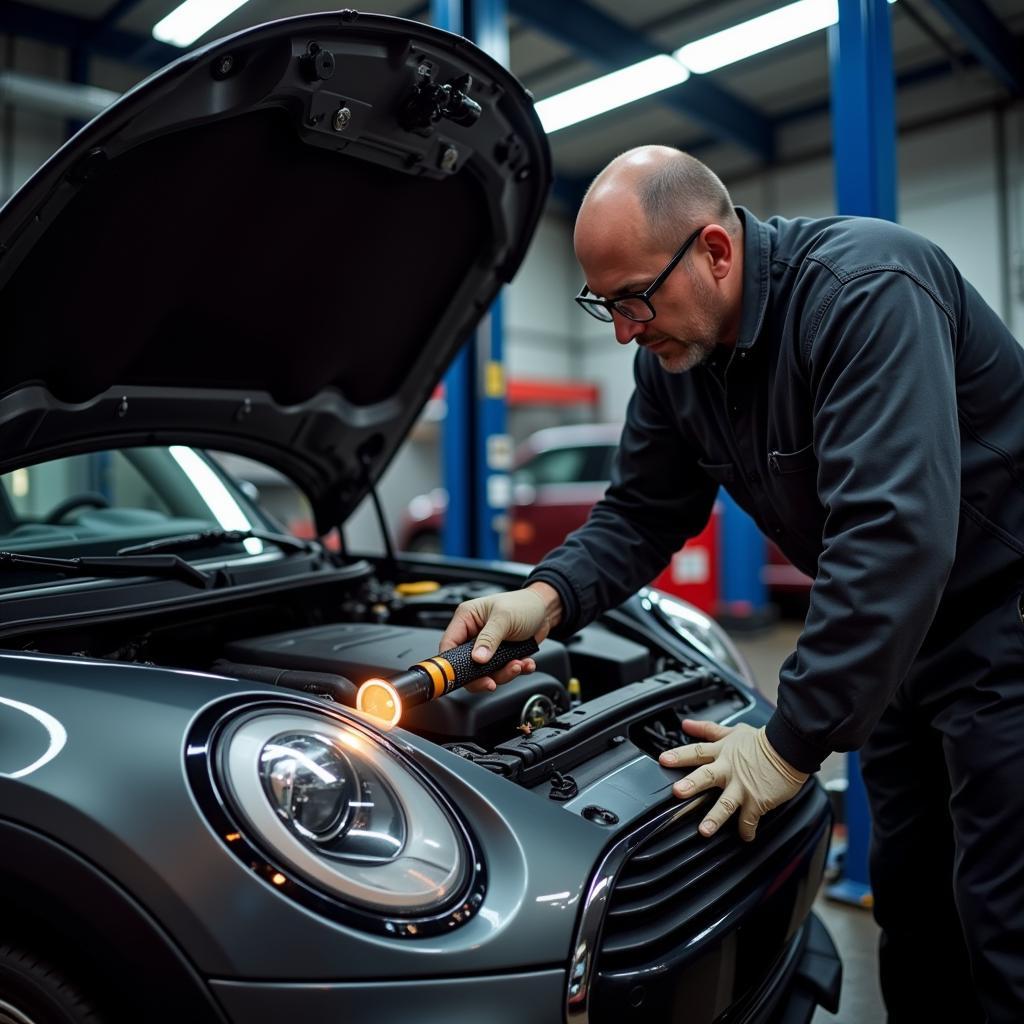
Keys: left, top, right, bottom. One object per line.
{"left": 697, "top": 459, "right": 735, "bottom": 484}
{"left": 768, "top": 442, "right": 816, "bottom": 475}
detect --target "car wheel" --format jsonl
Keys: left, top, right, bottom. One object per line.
{"left": 0, "top": 946, "right": 104, "bottom": 1024}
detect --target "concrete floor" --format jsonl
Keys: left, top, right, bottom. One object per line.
{"left": 732, "top": 623, "right": 886, "bottom": 1024}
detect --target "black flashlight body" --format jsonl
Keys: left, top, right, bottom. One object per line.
{"left": 397, "top": 637, "right": 541, "bottom": 704}
{"left": 356, "top": 637, "right": 540, "bottom": 722}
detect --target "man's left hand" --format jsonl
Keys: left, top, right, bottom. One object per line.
{"left": 659, "top": 720, "right": 809, "bottom": 842}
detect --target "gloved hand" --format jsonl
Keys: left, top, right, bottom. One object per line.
{"left": 659, "top": 719, "right": 809, "bottom": 842}
{"left": 440, "top": 584, "right": 560, "bottom": 693}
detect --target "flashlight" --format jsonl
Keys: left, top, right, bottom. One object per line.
{"left": 356, "top": 637, "right": 540, "bottom": 726}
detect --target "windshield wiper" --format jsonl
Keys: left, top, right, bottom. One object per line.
{"left": 0, "top": 550, "right": 212, "bottom": 588}
{"left": 116, "top": 529, "right": 316, "bottom": 558}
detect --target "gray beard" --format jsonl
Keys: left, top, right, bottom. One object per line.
{"left": 656, "top": 337, "right": 717, "bottom": 374}
{"left": 657, "top": 270, "right": 723, "bottom": 373}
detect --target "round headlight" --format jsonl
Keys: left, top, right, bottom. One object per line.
{"left": 642, "top": 587, "right": 758, "bottom": 687}
{"left": 218, "top": 710, "right": 469, "bottom": 916}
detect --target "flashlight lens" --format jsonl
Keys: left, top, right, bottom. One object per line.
{"left": 357, "top": 680, "right": 402, "bottom": 727}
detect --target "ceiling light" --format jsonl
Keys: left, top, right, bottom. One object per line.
{"left": 152, "top": 0, "right": 253, "bottom": 48}
{"left": 676, "top": 0, "right": 896, "bottom": 74}
{"left": 535, "top": 55, "right": 690, "bottom": 134}
{"left": 676, "top": 0, "right": 838, "bottom": 72}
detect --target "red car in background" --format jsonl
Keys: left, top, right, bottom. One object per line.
{"left": 399, "top": 423, "right": 811, "bottom": 616}
{"left": 399, "top": 424, "right": 619, "bottom": 563}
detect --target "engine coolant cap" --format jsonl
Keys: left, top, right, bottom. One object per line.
{"left": 395, "top": 581, "right": 441, "bottom": 596}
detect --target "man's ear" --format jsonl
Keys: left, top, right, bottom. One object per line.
{"left": 701, "top": 225, "right": 734, "bottom": 281}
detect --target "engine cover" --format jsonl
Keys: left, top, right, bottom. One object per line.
{"left": 223, "top": 623, "right": 570, "bottom": 743}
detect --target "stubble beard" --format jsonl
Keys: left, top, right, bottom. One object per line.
{"left": 649, "top": 272, "right": 723, "bottom": 374}
{"left": 654, "top": 337, "right": 717, "bottom": 374}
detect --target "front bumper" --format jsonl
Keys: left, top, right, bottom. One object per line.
{"left": 205, "top": 914, "right": 840, "bottom": 1024}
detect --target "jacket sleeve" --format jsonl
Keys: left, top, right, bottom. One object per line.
{"left": 765, "top": 269, "right": 960, "bottom": 772}
{"left": 526, "top": 350, "right": 718, "bottom": 637}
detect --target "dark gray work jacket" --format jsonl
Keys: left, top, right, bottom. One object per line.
{"left": 528, "top": 207, "right": 1024, "bottom": 772}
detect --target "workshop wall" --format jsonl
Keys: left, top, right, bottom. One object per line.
{"left": 0, "top": 39, "right": 65, "bottom": 202}
{"left": 2, "top": 43, "right": 1020, "bottom": 554}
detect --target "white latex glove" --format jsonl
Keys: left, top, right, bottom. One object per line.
{"left": 659, "top": 719, "right": 809, "bottom": 842}
{"left": 439, "top": 583, "right": 561, "bottom": 693}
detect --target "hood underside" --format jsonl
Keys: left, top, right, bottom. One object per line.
{"left": 0, "top": 10, "right": 551, "bottom": 532}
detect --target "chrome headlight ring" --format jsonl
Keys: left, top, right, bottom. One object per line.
{"left": 185, "top": 695, "right": 486, "bottom": 938}
{"left": 639, "top": 587, "right": 759, "bottom": 689}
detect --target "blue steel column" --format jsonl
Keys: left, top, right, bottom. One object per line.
{"left": 433, "top": 0, "right": 472, "bottom": 559}
{"left": 718, "top": 495, "right": 769, "bottom": 627}
{"left": 434, "top": 0, "right": 510, "bottom": 561}
{"left": 469, "top": 0, "right": 510, "bottom": 561}
{"left": 826, "top": 0, "right": 897, "bottom": 909}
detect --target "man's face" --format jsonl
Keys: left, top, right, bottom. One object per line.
{"left": 576, "top": 228, "right": 729, "bottom": 375}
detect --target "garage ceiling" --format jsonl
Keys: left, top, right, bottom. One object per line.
{"left": 2, "top": 0, "right": 1023, "bottom": 187}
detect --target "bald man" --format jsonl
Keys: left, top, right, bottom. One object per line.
{"left": 440, "top": 146, "right": 1024, "bottom": 1022}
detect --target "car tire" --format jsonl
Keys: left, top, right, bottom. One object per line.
{"left": 0, "top": 946, "right": 104, "bottom": 1024}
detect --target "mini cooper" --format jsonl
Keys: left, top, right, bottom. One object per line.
{"left": 0, "top": 11, "right": 840, "bottom": 1024}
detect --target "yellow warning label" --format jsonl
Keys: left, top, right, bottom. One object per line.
{"left": 485, "top": 361, "right": 505, "bottom": 398}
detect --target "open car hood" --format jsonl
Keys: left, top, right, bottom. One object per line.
{"left": 0, "top": 10, "right": 551, "bottom": 534}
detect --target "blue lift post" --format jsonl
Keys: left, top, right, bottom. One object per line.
{"left": 718, "top": 494, "right": 770, "bottom": 629}
{"left": 433, "top": 0, "right": 510, "bottom": 562}
{"left": 825, "top": 0, "right": 897, "bottom": 910}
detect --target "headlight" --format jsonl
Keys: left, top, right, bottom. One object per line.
{"left": 190, "top": 703, "right": 484, "bottom": 936}
{"left": 641, "top": 587, "right": 758, "bottom": 687}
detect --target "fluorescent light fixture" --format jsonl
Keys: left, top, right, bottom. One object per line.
{"left": 676, "top": 0, "right": 897, "bottom": 74}
{"left": 535, "top": 55, "right": 690, "bottom": 134}
{"left": 676, "top": 0, "right": 838, "bottom": 73}
{"left": 153, "top": 0, "right": 253, "bottom": 48}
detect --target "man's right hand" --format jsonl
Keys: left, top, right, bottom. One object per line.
{"left": 440, "top": 581, "right": 562, "bottom": 693}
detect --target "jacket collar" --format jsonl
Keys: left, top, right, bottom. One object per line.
{"left": 734, "top": 206, "right": 771, "bottom": 351}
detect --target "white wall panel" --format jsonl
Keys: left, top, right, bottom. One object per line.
{"left": 899, "top": 115, "right": 1003, "bottom": 316}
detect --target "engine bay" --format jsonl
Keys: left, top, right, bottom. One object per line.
{"left": 3, "top": 561, "right": 752, "bottom": 792}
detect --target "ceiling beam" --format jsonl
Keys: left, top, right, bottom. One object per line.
{"left": 926, "top": 0, "right": 1023, "bottom": 94}
{"left": 510, "top": 0, "right": 775, "bottom": 161}
{"left": 0, "top": 1, "right": 179, "bottom": 69}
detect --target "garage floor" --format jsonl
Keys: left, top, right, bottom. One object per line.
{"left": 732, "top": 623, "right": 886, "bottom": 1024}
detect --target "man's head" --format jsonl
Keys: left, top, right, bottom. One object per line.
{"left": 574, "top": 146, "right": 744, "bottom": 373}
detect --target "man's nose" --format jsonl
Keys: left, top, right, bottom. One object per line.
{"left": 612, "top": 312, "right": 645, "bottom": 346}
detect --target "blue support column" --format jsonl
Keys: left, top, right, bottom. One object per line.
{"left": 442, "top": 347, "right": 474, "bottom": 558}
{"left": 825, "top": 0, "right": 897, "bottom": 910}
{"left": 717, "top": 492, "right": 770, "bottom": 629}
{"left": 432, "top": 0, "right": 472, "bottom": 558}
{"left": 829, "top": 0, "right": 897, "bottom": 221}
{"left": 469, "top": 0, "right": 511, "bottom": 561}
{"left": 475, "top": 294, "right": 510, "bottom": 560}
{"left": 433, "top": 0, "right": 510, "bottom": 561}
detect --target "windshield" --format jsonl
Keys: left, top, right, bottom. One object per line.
{"left": 0, "top": 446, "right": 278, "bottom": 558}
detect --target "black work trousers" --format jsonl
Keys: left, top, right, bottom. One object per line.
{"left": 860, "top": 585, "right": 1024, "bottom": 1023}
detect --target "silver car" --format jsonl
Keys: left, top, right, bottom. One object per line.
{"left": 0, "top": 11, "right": 839, "bottom": 1024}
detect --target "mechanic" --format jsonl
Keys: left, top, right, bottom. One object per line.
{"left": 440, "top": 145, "right": 1024, "bottom": 1022}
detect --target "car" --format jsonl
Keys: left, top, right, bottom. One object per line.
{"left": 400, "top": 423, "right": 787, "bottom": 616}
{"left": 0, "top": 11, "right": 840, "bottom": 1024}
{"left": 399, "top": 424, "right": 622, "bottom": 564}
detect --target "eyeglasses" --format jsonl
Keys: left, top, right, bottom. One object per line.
{"left": 574, "top": 226, "right": 705, "bottom": 324}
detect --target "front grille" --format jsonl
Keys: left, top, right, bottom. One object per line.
{"left": 598, "top": 781, "right": 824, "bottom": 974}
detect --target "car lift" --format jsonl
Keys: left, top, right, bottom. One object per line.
{"left": 824, "top": 0, "right": 898, "bottom": 910}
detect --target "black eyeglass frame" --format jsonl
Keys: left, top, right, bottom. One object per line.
{"left": 574, "top": 225, "right": 706, "bottom": 323}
